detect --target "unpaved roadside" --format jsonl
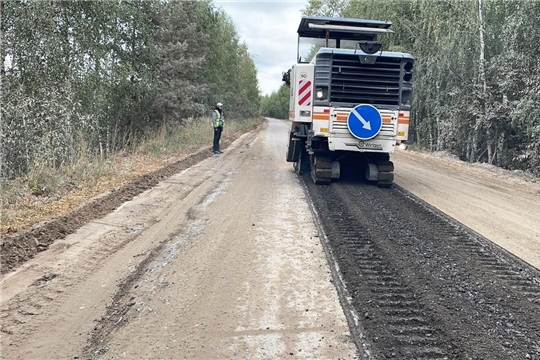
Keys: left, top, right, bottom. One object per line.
{"left": 393, "top": 150, "right": 540, "bottom": 270}
{"left": 0, "top": 134, "right": 242, "bottom": 274}
{"left": 1, "top": 119, "right": 356, "bottom": 359}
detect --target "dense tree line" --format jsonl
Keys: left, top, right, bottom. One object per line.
{"left": 260, "top": 84, "right": 289, "bottom": 119}
{"left": 305, "top": 0, "right": 540, "bottom": 175}
{"left": 1, "top": 0, "right": 260, "bottom": 179}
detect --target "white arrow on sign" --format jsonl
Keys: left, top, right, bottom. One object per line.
{"left": 351, "top": 108, "right": 372, "bottom": 131}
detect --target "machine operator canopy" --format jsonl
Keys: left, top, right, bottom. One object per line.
{"left": 297, "top": 16, "right": 393, "bottom": 62}
{"left": 297, "top": 16, "right": 393, "bottom": 41}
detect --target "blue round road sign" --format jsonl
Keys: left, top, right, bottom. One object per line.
{"left": 347, "top": 104, "right": 383, "bottom": 140}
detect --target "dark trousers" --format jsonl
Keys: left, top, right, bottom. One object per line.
{"left": 213, "top": 126, "right": 222, "bottom": 151}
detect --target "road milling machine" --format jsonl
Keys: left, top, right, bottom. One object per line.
{"left": 284, "top": 16, "right": 413, "bottom": 187}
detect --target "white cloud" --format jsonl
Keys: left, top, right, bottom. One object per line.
{"left": 215, "top": 0, "right": 308, "bottom": 96}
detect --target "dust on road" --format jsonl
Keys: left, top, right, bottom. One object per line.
{"left": 1, "top": 119, "right": 357, "bottom": 359}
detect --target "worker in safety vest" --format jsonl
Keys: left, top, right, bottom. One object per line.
{"left": 211, "top": 102, "right": 224, "bottom": 154}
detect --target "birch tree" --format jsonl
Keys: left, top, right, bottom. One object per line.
{"left": 2, "top": 0, "right": 260, "bottom": 179}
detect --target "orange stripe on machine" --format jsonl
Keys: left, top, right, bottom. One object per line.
{"left": 398, "top": 117, "right": 410, "bottom": 124}
{"left": 398, "top": 111, "right": 410, "bottom": 125}
{"left": 313, "top": 112, "right": 330, "bottom": 121}
{"left": 336, "top": 112, "right": 395, "bottom": 123}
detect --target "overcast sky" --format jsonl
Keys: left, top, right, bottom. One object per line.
{"left": 214, "top": 0, "right": 309, "bottom": 96}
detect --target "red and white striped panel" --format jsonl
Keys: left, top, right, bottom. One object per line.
{"left": 298, "top": 79, "right": 312, "bottom": 106}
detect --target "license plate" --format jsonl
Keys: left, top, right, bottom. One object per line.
{"left": 397, "top": 131, "right": 405, "bottom": 136}
{"left": 320, "top": 127, "right": 328, "bottom": 133}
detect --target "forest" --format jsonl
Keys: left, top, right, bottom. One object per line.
{"left": 261, "top": 0, "right": 540, "bottom": 175}
{"left": 1, "top": 0, "right": 260, "bottom": 180}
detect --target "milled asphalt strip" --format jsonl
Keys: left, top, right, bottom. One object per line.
{"left": 394, "top": 183, "right": 540, "bottom": 276}
{"left": 300, "top": 177, "right": 373, "bottom": 360}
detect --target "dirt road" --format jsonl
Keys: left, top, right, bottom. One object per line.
{"left": 1, "top": 119, "right": 356, "bottom": 359}
{"left": 2, "top": 118, "right": 540, "bottom": 359}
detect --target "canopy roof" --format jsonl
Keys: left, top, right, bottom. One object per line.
{"left": 297, "top": 16, "right": 393, "bottom": 41}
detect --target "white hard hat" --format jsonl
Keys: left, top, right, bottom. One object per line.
{"left": 217, "top": 102, "right": 223, "bottom": 107}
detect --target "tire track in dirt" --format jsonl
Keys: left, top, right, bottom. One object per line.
{"left": 1, "top": 128, "right": 264, "bottom": 359}
{"left": 0, "top": 132, "right": 250, "bottom": 274}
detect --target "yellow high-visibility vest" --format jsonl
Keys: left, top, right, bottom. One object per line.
{"left": 213, "top": 110, "right": 222, "bottom": 127}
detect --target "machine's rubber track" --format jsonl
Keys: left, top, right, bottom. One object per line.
{"left": 376, "top": 160, "right": 394, "bottom": 188}
{"left": 310, "top": 155, "right": 332, "bottom": 184}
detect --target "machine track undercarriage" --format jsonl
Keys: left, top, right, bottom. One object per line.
{"left": 291, "top": 135, "right": 395, "bottom": 187}
{"left": 310, "top": 155, "right": 332, "bottom": 185}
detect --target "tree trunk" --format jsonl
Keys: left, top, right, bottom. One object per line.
{"left": 436, "top": 115, "right": 442, "bottom": 151}
{"left": 495, "top": 131, "right": 505, "bottom": 167}
{"left": 471, "top": 129, "right": 480, "bottom": 162}
{"left": 414, "top": 108, "right": 420, "bottom": 146}
{"left": 487, "top": 127, "right": 493, "bottom": 164}
{"left": 0, "top": 0, "right": 5, "bottom": 123}
{"left": 475, "top": 0, "right": 489, "bottom": 163}
{"left": 466, "top": 134, "right": 473, "bottom": 162}
{"left": 429, "top": 120, "right": 434, "bottom": 151}
{"left": 0, "top": 0, "right": 4, "bottom": 77}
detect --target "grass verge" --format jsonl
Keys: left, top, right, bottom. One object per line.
{"left": 1, "top": 117, "right": 264, "bottom": 236}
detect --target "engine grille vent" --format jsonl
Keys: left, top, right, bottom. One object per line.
{"left": 331, "top": 54, "right": 401, "bottom": 106}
